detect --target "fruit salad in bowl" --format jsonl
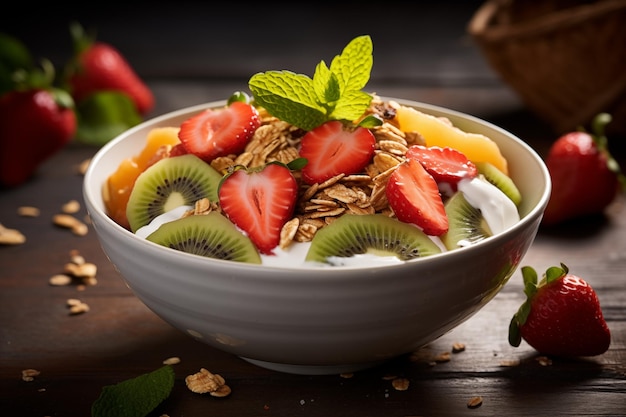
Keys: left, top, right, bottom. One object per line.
{"left": 83, "top": 36, "right": 550, "bottom": 374}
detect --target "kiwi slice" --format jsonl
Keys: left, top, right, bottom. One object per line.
{"left": 126, "top": 154, "right": 222, "bottom": 232}
{"left": 441, "top": 191, "right": 492, "bottom": 250}
{"left": 146, "top": 211, "right": 261, "bottom": 264}
{"left": 475, "top": 161, "right": 522, "bottom": 206}
{"left": 305, "top": 213, "right": 441, "bottom": 264}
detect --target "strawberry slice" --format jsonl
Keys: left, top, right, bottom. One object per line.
{"left": 218, "top": 162, "right": 298, "bottom": 255}
{"left": 299, "top": 120, "right": 376, "bottom": 185}
{"left": 178, "top": 101, "right": 260, "bottom": 162}
{"left": 405, "top": 144, "right": 477, "bottom": 184}
{"left": 386, "top": 158, "right": 449, "bottom": 236}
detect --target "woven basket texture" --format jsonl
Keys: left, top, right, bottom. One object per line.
{"left": 469, "top": 0, "right": 626, "bottom": 136}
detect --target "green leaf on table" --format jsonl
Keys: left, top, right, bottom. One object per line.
{"left": 91, "top": 365, "right": 175, "bottom": 417}
{"left": 75, "top": 91, "right": 142, "bottom": 146}
{"left": 248, "top": 35, "right": 373, "bottom": 131}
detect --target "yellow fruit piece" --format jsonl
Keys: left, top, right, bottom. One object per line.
{"left": 396, "top": 105, "right": 509, "bottom": 175}
{"left": 104, "top": 127, "right": 181, "bottom": 229}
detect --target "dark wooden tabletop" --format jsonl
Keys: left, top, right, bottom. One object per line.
{"left": 2, "top": 3, "right": 625, "bottom": 416}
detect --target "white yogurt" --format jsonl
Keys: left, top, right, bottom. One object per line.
{"left": 457, "top": 176, "right": 520, "bottom": 235}
{"left": 135, "top": 205, "right": 193, "bottom": 239}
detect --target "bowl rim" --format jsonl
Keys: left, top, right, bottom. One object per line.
{"left": 83, "top": 97, "right": 551, "bottom": 273}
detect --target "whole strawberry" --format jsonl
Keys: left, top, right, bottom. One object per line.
{"left": 542, "top": 113, "right": 625, "bottom": 226}
{"left": 0, "top": 88, "right": 76, "bottom": 187}
{"left": 0, "top": 57, "right": 77, "bottom": 187}
{"left": 509, "top": 263, "right": 611, "bottom": 357}
{"left": 66, "top": 23, "right": 154, "bottom": 115}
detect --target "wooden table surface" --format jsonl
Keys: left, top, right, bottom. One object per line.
{"left": 2, "top": 3, "right": 625, "bottom": 416}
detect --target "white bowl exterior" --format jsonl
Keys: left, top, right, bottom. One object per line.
{"left": 84, "top": 99, "right": 550, "bottom": 372}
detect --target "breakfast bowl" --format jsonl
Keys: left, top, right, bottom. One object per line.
{"left": 83, "top": 95, "right": 550, "bottom": 375}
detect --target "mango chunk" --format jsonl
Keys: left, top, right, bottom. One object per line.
{"left": 396, "top": 105, "right": 509, "bottom": 175}
{"left": 104, "top": 127, "right": 181, "bottom": 229}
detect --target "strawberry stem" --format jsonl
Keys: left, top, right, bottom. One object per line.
{"left": 544, "top": 264, "right": 567, "bottom": 285}
{"left": 587, "top": 113, "right": 626, "bottom": 191}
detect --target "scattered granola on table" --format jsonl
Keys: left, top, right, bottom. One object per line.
{"left": 0, "top": 223, "right": 26, "bottom": 245}
{"left": 185, "top": 368, "right": 231, "bottom": 397}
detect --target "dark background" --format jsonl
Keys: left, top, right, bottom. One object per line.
{"left": 4, "top": 2, "right": 491, "bottom": 84}
{"left": 6, "top": 0, "right": 623, "bottom": 159}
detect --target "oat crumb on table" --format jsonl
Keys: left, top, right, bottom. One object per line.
{"left": 0, "top": 223, "right": 26, "bottom": 245}
{"left": 185, "top": 368, "right": 231, "bottom": 397}
{"left": 467, "top": 396, "right": 483, "bottom": 408}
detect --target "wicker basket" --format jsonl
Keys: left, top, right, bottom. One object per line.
{"left": 468, "top": 0, "right": 626, "bottom": 136}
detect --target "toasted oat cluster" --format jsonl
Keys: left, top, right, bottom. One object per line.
{"left": 185, "top": 368, "right": 231, "bottom": 397}
{"left": 184, "top": 97, "right": 426, "bottom": 250}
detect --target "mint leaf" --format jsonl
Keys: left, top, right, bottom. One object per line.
{"left": 330, "top": 89, "right": 373, "bottom": 122}
{"left": 358, "top": 114, "right": 383, "bottom": 128}
{"left": 329, "top": 35, "right": 373, "bottom": 93}
{"left": 248, "top": 35, "right": 374, "bottom": 131}
{"left": 249, "top": 70, "right": 327, "bottom": 131}
{"left": 91, "top": 365, "right": 175, "bottom": 417}
{"left": 312, "top": 61, "right": 341, "bottom": 104}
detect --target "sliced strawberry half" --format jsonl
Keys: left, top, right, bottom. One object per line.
{"left": 178, "top": 101, "right": 260, "bottom": 162}
{"left": 299, "top": 120, "right": 376, "bottom": 185}
{"left": 405, "top": 144, "right": 477, "bottom": 185}
{"left": 386, "top": 158, "right": 449, "bottom": 236}
{"left": 218, "top": 162, "right": 298, "bottom": 255}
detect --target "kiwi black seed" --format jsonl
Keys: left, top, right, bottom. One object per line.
{"left": 441, "top": 191, "right": 492, "bottom": 251}
{"left": 475, "top": 161, "right": 522, "bottom": 206}
{"left": 305, "top": 213, "right": 441, "bottom": 264}
{"left": 146, "top": 211, "right": 261, "bottom": 264}
{"left": 126, "top": 154, "right": 223, "bottom": 232}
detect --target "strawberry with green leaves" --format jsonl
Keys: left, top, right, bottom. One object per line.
{"left": 218, "top": 162, "right": 298, "bottom": 255}
{"left": 0, "top": 53, "right": 76, "bottom": 187}
{"left": 299, "top": 120, "right": 375, "bottom": 185}
{"left": 386, "top": 158, "right": 449, "bottom": 236}
{"left": 542, "top": 113, "right": 625, "bottom": 226}
{"left": 66, "top": 22, "right": 154, "bottom": 116}
{"left": 509, "top": 263, "right": 611, "bottom": 357}
{"left": 177, "top": 100, "right": 261, "bottom": 163}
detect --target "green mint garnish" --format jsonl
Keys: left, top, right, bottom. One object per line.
{"left": 358, "top": 114, "right": 384, "bottom": 128}
{"left": 248, "top": 35, "right": 374, "bottom": 131}
{"left": 91, "top": 365, "right": 175, "bottom": 417}
{"left": 228, "top": 90, "right": 253, "bottom": 105}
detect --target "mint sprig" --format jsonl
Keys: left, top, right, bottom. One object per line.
{"left": 248, "top": 35, "right": 374, "bottom": 131}
{"left": 91, "top": 365, "right": 175, "bottom": 417}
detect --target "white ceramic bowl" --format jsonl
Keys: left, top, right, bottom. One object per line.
{"left": 83, "top": 98, "right": 551, "bottom": 375}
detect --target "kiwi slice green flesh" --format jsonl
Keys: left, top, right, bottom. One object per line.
{"left": 441, "top": 191, "right": 492, "bottom": 251}
{"left": 475, "top": 161, "right": 522, "bottom": 206}
{"left": 146, "top": 211, "right": 261, "bottom": 264}
{"left": 305, "top": 213, "right": 441, "bottom": 264}
{"left": 126, "top": 154, "right": 223, "bottom": 232}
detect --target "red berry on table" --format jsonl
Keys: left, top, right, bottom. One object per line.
{"left": 298, "top": 120, "right": 376, "bottom": 185}
{"left": 385, "top": 158, "right": 449, "bottom": 236}
{"left": 542, "top": 113, "right": 625, "bottom": 226}
{"left": 178, "top": 101, "right": 261, "bottom": 163}
{"left": 218, "top": 162, "right": 298, "bottom": 255}
{"left": 509, "top": 263, "right": 611, "bottom": 357}
{"left": 66, "top": 23, "right": 154, "bottom": 115}
{"left": 0, "top": 88, "right": 76, "bottom": 187}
